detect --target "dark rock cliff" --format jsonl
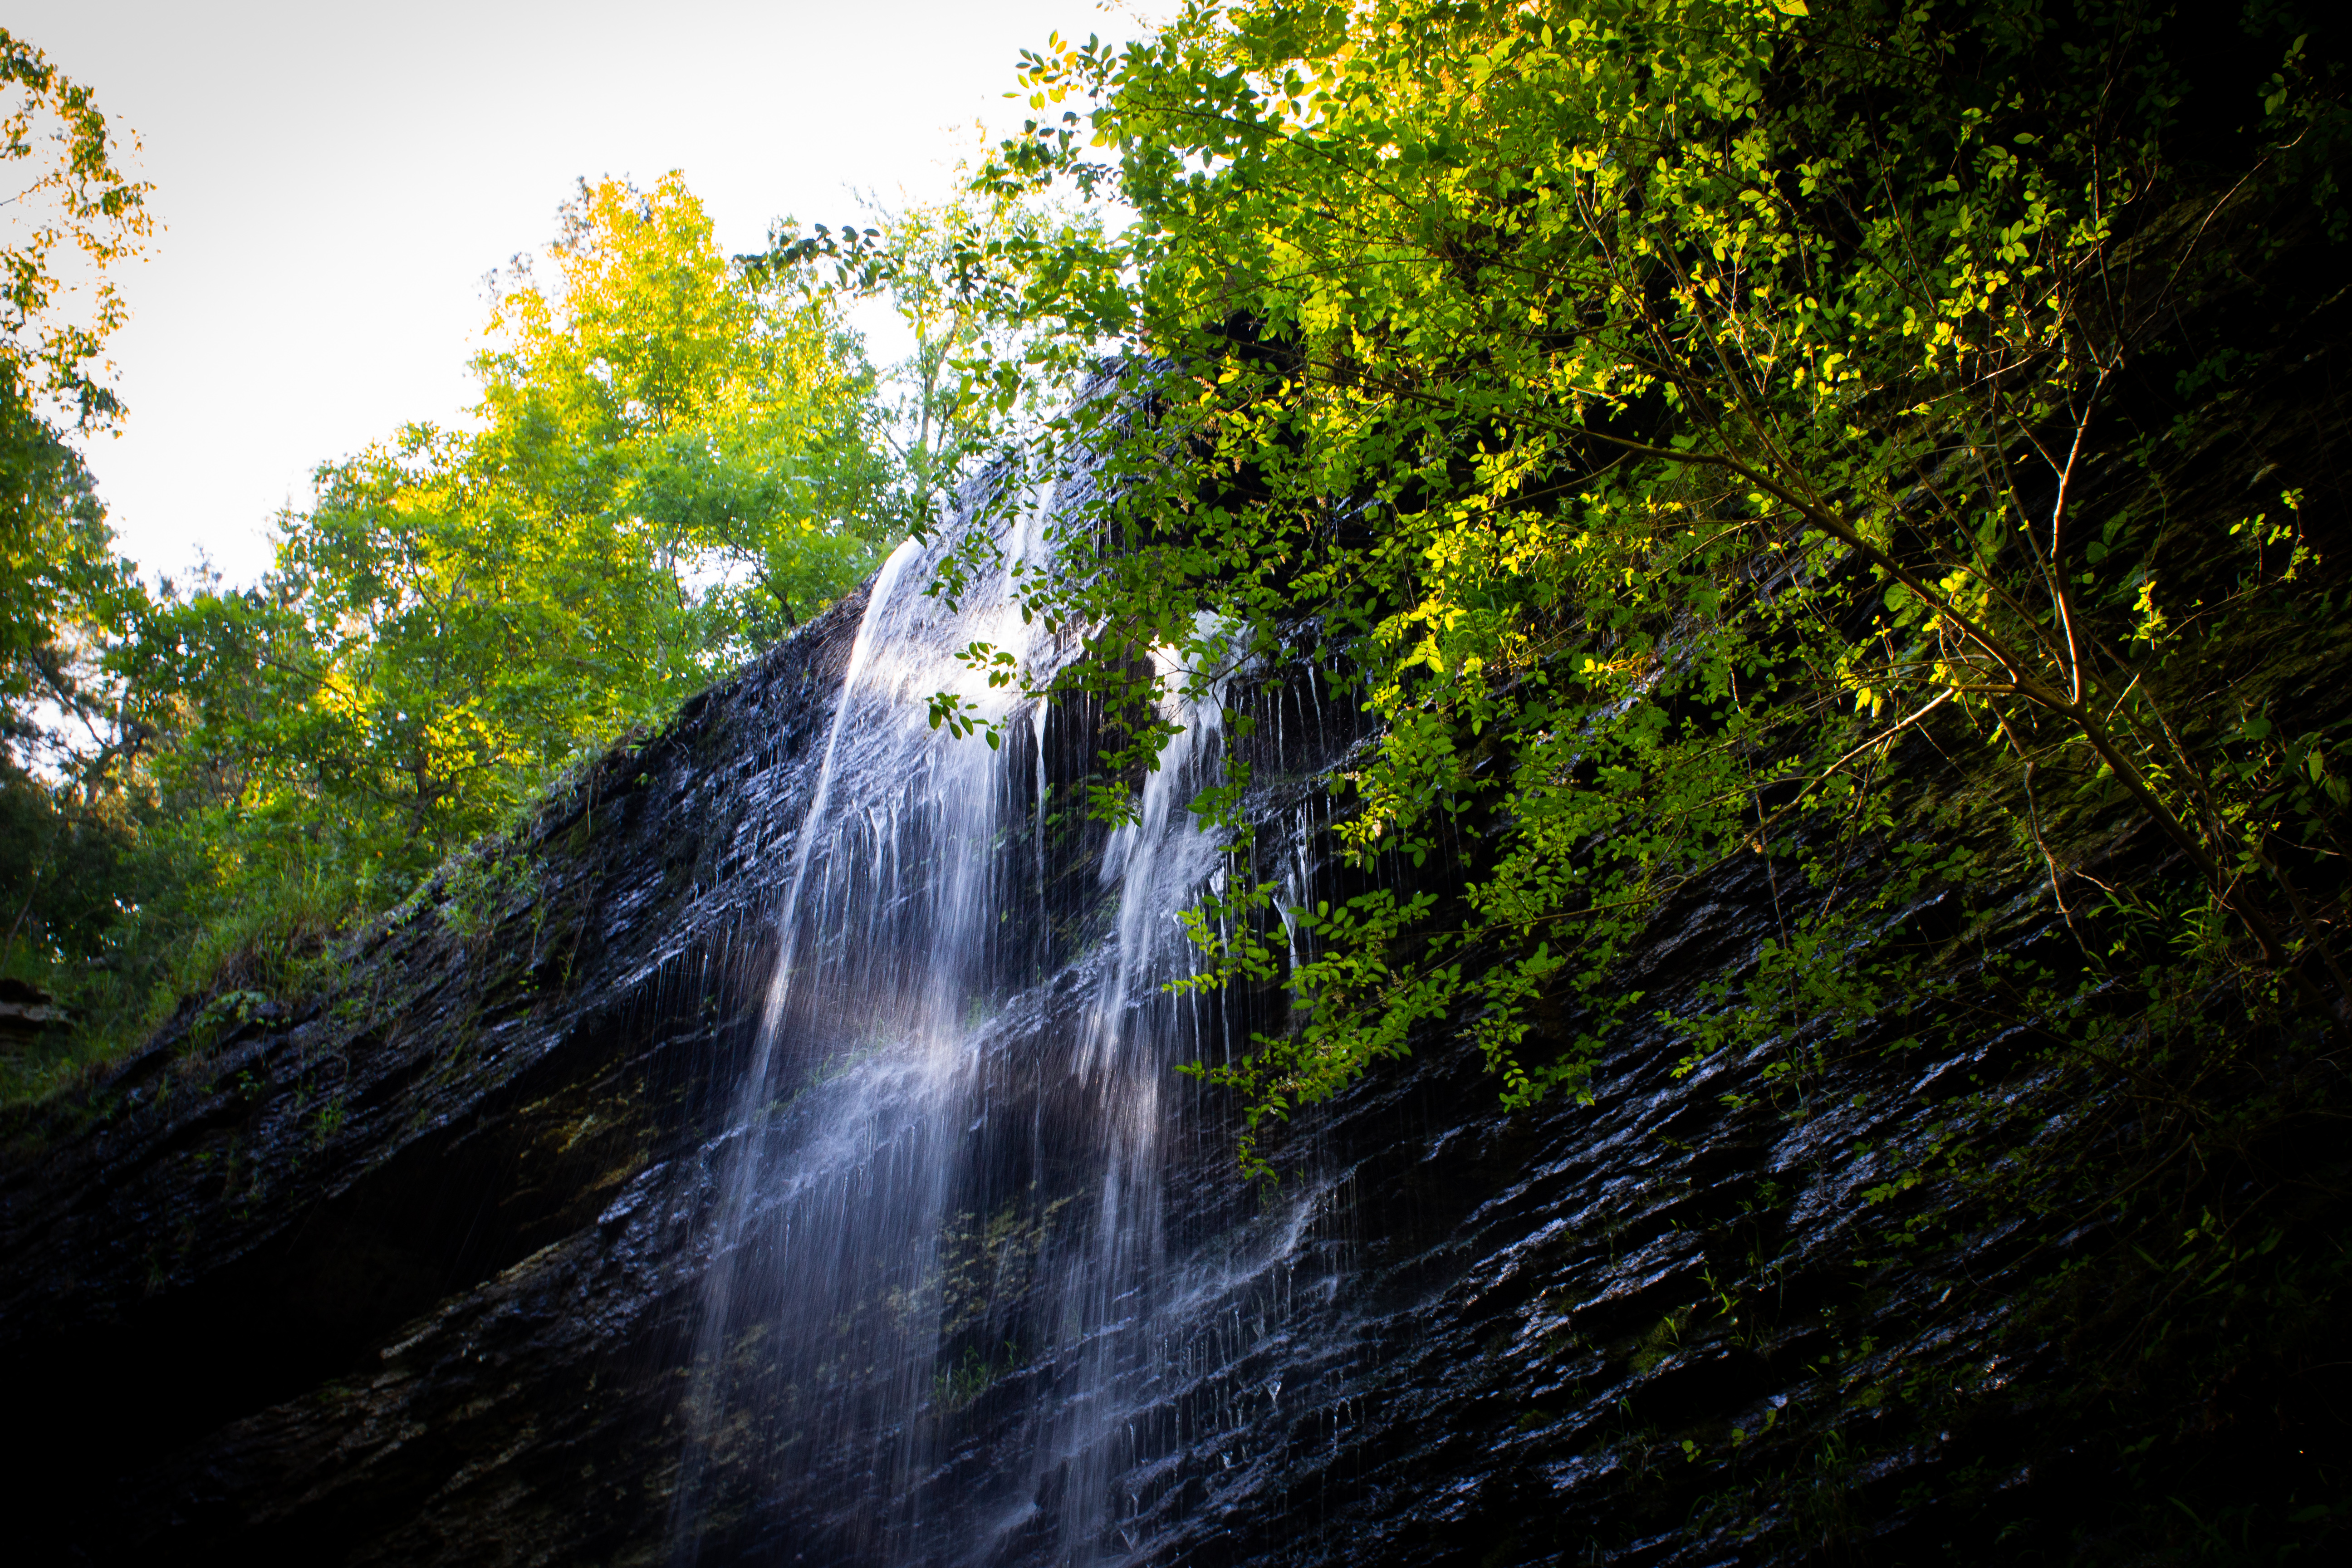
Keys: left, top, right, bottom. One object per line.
{"left": 2, "top": 527, "right": 2346, "bottom": 1563}
{"left": 0, "top": 597, "right": 861, "bottom": 1563}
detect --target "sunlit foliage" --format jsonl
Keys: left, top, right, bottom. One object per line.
{"left": 130, "top": 175, "right": 895, "bottom": 887}
{"left": 0, "top": 28, "right": 150, "bottom": 1022}
{"left": 1, "top": 172, "right": 903, "bottom": 1088}
{"left": 0, "top": 25, "right": 148, "bottom": 760}
{"left": 970, "top": 0, "right": 2350, "bottom": 1167}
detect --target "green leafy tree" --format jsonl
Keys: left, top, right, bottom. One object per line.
{"left": 470, "top": 174, "right": 898, "bottom": 642}
{"left": 971, "top": 0, "right": 2350, "bottom": 1164}
{"left": 0, "top": 27, "right": 149, "bottom": 430}
{"left": 767, "top": 176, "right": 1112, "bottom": 534}
{"left": 0, "top": 28, "right": 151, "bottom": 1006}
{"left": 1, "top": 25, "right": 148, "bottom": 763}
{"left": 112, "top": 174, "right": 901, "bottom": 991}
{"left": 972, "top": 15, "right": 2352, "bottom": 1547}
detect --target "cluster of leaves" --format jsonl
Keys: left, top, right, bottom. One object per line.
{"left": 1, "top": 24, "right": 149, "bottom": 777}
{"left": 4, "top": 170, "right": 911, "bottom": 1097}
{"left": 124, "top": 175, "right": 897, "bottom": 862}
{"left": 766, "top": 181, "right": 1111, "bottom": 532}
{"left": 931, "top": 8, "right": 2352, "bottom": 1543}
{"left": 1, "top": 28, "right": 154, "bottom": 1044}
{"left": 956, "top": 0, "right": 2349, "bottom": 1177}
{"left": 0, "top": 26, "right": 149, "bottom": 434}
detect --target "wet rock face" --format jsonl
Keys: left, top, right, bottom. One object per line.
{"left": 0, "top": 575, "right": 2340, "bottom": 1563}
{"left": 0, "top": 597, "right": 863, "bottom": 1564}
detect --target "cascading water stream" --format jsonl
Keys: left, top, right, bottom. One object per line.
{"left": 1031, "top": 638, "right": 1227, "bottom": 1563}
{"left": 668, "top": 513, "right": 1045, "bottom": 1565}
{"left": 670, "top": 490, "right": 1340, "bottom": 1568}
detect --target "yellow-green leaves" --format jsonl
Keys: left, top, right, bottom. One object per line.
{"left": 987, "top": 0, "right": 2352, "bottom": 1131}
{"left": 0, "top": 29, "right": 153, "bottom": 435}
{"left": 141, "top": 174, "right": 896, "bottom": 891}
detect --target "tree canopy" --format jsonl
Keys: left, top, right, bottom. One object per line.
{"left": 5, "top": 3, "right": 2348, "bottom": 1179}
{"left": 1, "top": 28, "right": 151, "bottom": 1029}
{"left": 1, "top": 25, "right": 147, "bottom": 766}
{"left": 955, "top": 0, "right": 2351, "bottom": 1167}
{"left": 4, "top": 169, "right": 906, "bottom": 1089}
{"left": 132, "top": 175, "right": 897, "bottom": 891}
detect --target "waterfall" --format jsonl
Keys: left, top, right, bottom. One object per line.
{"left": 670, "top": 488, "right": 1328, "bottom": 1567}
{"left": 1035, "top": 633, "right": 1225, "bottom": 1560}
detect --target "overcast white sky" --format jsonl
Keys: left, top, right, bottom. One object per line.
{"left": 14, "top": 1, "right": 1160, "bottom": 584}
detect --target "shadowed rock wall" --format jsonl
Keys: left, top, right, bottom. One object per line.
{"left": 4, "top": 481, "right": 2347, "bottom": 1565}
{"left": 0, "top": 592, "right": 861, "bottom": 1563}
